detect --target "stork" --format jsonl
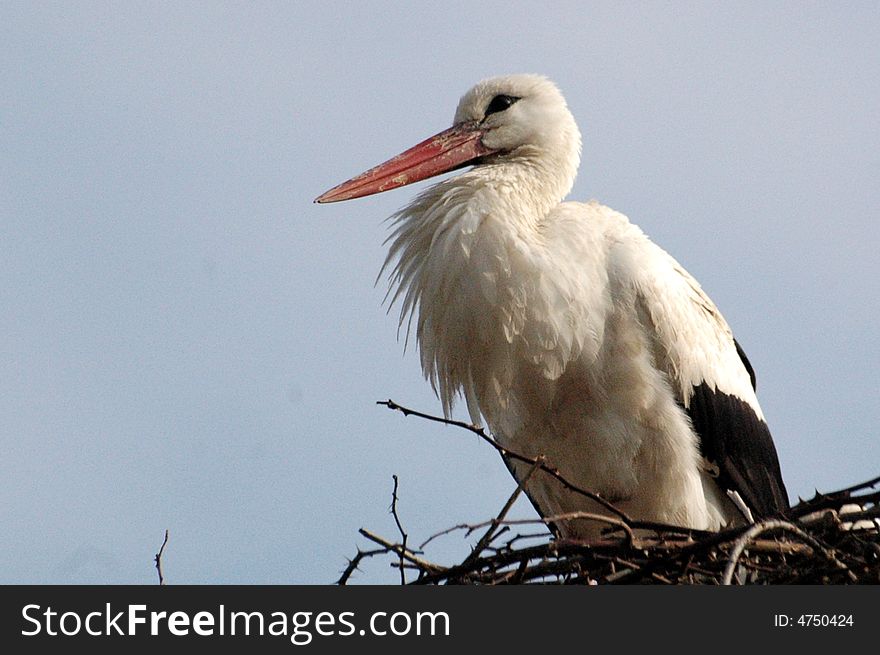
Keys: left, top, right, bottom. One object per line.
{"left": 316, "top": 74, "right": 789, "bottom": 538}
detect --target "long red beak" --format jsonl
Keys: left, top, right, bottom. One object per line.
{"left": 314, "top": 121, "right": 496, "bottom": 203}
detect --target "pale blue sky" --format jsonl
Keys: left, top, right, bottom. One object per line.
{"left": 2, "top": 2, "right": 878, "bottom": 583}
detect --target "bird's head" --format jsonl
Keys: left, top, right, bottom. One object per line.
{"left": 315, "top": 74, "right": 581, "bottom": 204}
{"left": 453, "top": 74, "right": 581, "bottom": 169}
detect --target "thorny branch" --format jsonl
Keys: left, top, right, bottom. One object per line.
{"left": 377, "top": 399, "right": 631, "bottom": 523}
{"left": 390, "top": 475, "right": 408, "bottom": 585}
{"left": 154, "top": 529, "right": 169, "bottom": 586}
{"left": 337, "top": 547, "right": 390, "bottom": 586}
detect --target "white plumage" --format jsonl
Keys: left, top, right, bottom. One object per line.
{"left": 317, "top": 74, "right": 788, "bottom": 538}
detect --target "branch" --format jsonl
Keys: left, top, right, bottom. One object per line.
{"left": 336, "top": 547, "right": 389, "bottom": 585}
{"left": 451, "top": 511, "right": 635, "bottom": 547}
{"left": 460, "top": 456, "right": 545, "bottom": 567}
{"left": 390, "top": 475, "right": 408, "bottom": 585}
{"left": 377, "top": 399, "right": 632, "bottom": 523}
{"left": 720, "top": 519, "right": 846, "bottom": 585}
{"left": 789, "top": 482, "right": 880, "bottom": 519}
{"left": 358, "top": 528, "right": 446, "bottom": 575}
{"left": 821, "top": 474, "right": 880, "bottom": 496}
{"left": 154, "top": 529, "right": 169, "bottom": 586}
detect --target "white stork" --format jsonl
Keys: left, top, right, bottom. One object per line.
{"left": 316, "top": 74, "right": 789, "bottom": 538}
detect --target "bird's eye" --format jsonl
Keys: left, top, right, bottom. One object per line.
{"left": 484, "top": 94, "right": 520, "bottom": 117}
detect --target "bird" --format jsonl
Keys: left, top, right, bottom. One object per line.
{"left": 315, "top": 74, "right": 789, "bottom": 538}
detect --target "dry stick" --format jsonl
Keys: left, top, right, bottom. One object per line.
{"left": 790, "top": 487, "right": 880, "bottom": 520}
{"left": 358, "top": 528, "right": 446, "bottom": 575}
{"left": 806, "top": 474, "right": 880, "bottom": 498}
{"left": 415, "top": 539, "right": 610, "bottom": 585}
{"left": 337, "top": 547, "right": 390, "bottom": 585}
{"left": 720, "top": 519, "right": 844, "bottom": 585}
{"left": 424, "top": 511, "right": 636, "bottom": 553}
{"left": 154, "top": 529, "right": 169, "bottom": 586}
{"left": 488, "top": 535, "right": 813, "bottom": 585}
{"left": 460, "top": 456, "right": 545, "bottom": 568}
{"left": 378, "top": 399, "right": 702, "bottom": 540}
{"left": 414, "top": 530, "right": 638, "bottom": 586}
{"left": 419, "top": 459, "right": 544, "bottom": 551}
{"left": 377, "top": 399, "right": 631, "bottom": 523}
{"left": 390, "top": 475, "right": 408, "bottom": 585}
{"left": 420, "top": 521, "right": 483, "bottom": 550}
{"left": 835, "top": 506, "right": 880, "bottom": 525}
{"left": 787, "top": 473, "right": 880, "bottom": 520}
{"left": 503, "top": 531, "right": 552, "bottom": 549}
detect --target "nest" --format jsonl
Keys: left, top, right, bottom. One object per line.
{"left": 338, "top": 401, "right": 880, "bottom": 585}
{"left": 340, "top": 476, "right": 880, "bottom": 585}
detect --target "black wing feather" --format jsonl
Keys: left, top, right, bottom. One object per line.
{"left": 686, "top": 341, "right": 789, "bottom": 518}
{"left": 734, "top": 338, "right": 757, "bottom": 390}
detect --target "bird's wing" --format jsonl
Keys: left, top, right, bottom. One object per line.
{"left": 621, "top": 244, "right": 789, "bottom": 518}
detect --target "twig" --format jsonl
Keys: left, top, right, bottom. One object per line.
{"left": 820, "top": 474, "right": 880, "bottom": 496}
{"left": 390, "top": 475, "right": 408, "bottom": 585}
{"left": 721, "top": 519, "right": 842, "bottom": 585}
{"left": 337, "top": 547, "right": 389, "bottom": 585}
{"left": 422, "top": 511, "right": 636, "bottom": 553}
{"left": 790, "top": 487, "right": 880, "bottom": 519}
{"left": 377, "top": 399, "right": 631, "bottom": 523}
{"left": 154, "top": 529, "right": 169, "bottom": 586}
{"left": 461, "top": 456, "right": 545, "bottom": 567}
{"left": 787, "top": 474, "right": 880, "bottom": 519}
{"left": 420, "top": 521, "right": 481, "bottom": 550}
{"left": 358, "top": 528, "right": 446, "bottom": 574}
